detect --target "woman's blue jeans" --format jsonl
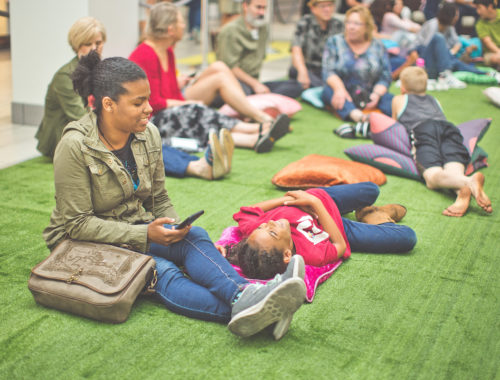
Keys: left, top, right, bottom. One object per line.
{"left": 149, "top": 183, "right": 416, "bottom": 323}
{"left": 319, "top": 182, "right": 417, "bottom": 253}
{"left": 321, "top": 86, "right": 393, "bottom": 120}
{"left": 149, "top": 226, "right": 248, "bottom": 323}
{"left": 417, "top": 34, "right": 485, "bottom": 79}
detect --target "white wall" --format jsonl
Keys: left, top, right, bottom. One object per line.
{"left": 10, "top": 0, "right": 139, "bottom": 123}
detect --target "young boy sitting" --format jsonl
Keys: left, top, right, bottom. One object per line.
{"left": 474, "top": 0, "right": 500, "bottom": 69}
{"left": 392, "top": 66, "right": 492, "bottom": 217}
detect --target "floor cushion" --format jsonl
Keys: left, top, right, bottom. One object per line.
{"left": 454, "top": 71, "right": 497, "bottom": 85}
{"left": 344, "top": 113, "right": 490, "bottom": 179}
{"left": 215, "top": 226, "right": 345, "bottom": 302}
{"left": 483, "top": 87, "right": 500, "bottom": 108}
{"left": 271, "top": 154, "right": 386, "bottom": 189}
{"left": 218, "top": 93, "right": 302, "bottom": 119}
{"left": 301, "top": 86, "right": 324, "bottom": 109}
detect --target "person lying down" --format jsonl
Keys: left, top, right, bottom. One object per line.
{"left": 219, "top": 182, "right": 417, "bottom": 279}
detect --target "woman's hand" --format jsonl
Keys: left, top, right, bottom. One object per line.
{"left": 284, "top": 190, "right": 320, "bottom": 218}
{"left": 177, "top": 74, "right": 193, "bottom": 90}
{"left": 253, "top": 82, "right": 271, "bottom": 94}
{"left": 297, "top": 70, "right": 311, "bottom": 89}
{"left": 365, "top": 92, "right": 381, "bottom": 109}
{"left": 147, "top": 217, "right": 191, "bottom": 246}
{"left": 331, "top": 89, "right": 352, "bottom": 110}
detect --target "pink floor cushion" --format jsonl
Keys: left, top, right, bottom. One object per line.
{"left": 345, "top": 114, "right": 491, "bottom": 180}
{"left": 456, "top": 118, "right": 491, "bottom": 175}
{"left": 218, "top": 93, "right": 302, "bottom": 119}
{"left": 215, "top": 226, "right": 345, "bottom": 303}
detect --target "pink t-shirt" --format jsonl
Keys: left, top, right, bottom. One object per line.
{"left": 129, "top": 43, "right": 184, "bottom": 115}
{"left": 233, "top": 189, "right": 351, "bottom": 267}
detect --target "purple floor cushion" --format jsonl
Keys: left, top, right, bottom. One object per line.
{"left": 344, "top": 113, "right": 490, "bottom": 180}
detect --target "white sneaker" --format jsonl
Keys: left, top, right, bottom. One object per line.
{"left": 439, "top": 70, "right": 467, "bottom": 89}
{"left": 436, "top": 77, "right": 450, "bottom": 91}
{"left": 486, "top": 70, "right": 500, "bottom": 84}
{"left": 427, "top": 79, "right": 437, "bottom": 91}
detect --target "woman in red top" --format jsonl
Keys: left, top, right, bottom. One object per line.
{"left": 225, "top": 182, "right": 417, "bottom": 279}
{"left": 129, "top": 2, "right": 290, "bottom": 153}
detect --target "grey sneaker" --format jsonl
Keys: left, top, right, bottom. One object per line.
{"left": 271, "top": 255, "right": 306, "bottom": 340}
{"left": 228, "top": 271, "right": 306, "bottom": 338}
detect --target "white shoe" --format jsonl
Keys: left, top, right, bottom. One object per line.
{"left": 427, "top": 79, "right": 437, "bottom": 91}
{"left": 435, "top": 77, "right": 450, "bottom": 91}
{"left": 486, "top": 70, "right": 500, "bottom": 84}
{"left": 439, "top": 70, "right": 467, "bottom": 89}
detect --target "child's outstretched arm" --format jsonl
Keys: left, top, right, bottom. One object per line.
{"left": 250, "top": 196, "right": 295, "bottom": 212}
{"left": 284, "top": 190, "right": 347, "bottom": 257}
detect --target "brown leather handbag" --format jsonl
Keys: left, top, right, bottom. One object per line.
{"left": 28, "top": 240, "right": 156, "bottom": 323}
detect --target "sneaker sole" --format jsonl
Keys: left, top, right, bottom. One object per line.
{"left": 228, "top": 278, "right": 306, "bottom": 338}
{"left": 219, "top": 128, "right": 234, "bottom": 174}
{"left": 209, "top": 131, "right": 226, "bottom": 179}
{"left": 272, "top": 255, "right": 305, "bottom": 340}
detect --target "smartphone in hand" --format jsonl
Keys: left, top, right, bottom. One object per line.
{"left": 175, "top": 210, "right": 204, "bottom": 229}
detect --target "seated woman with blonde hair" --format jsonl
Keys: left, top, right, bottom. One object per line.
{"left": 321, "top": 6, "right": 394, "bottom": 138}
{"left": 36, "top": 16, "right": 106, "bottom": 158}
{"left": 130, "top": 2, "right": 290, "bottom": 153}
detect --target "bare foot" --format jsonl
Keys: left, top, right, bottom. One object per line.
{"left": 442, "top": 186, "right": 471, "bottom": 217}
{"left": 469, "top": 172, "right": 492, "bottom": 213}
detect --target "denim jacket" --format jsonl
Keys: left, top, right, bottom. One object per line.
{"left": 43, "top": 112, "right": 179, "bottom": 253}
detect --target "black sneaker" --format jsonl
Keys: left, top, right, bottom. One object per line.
{"left": 228, "top": 258, "right": 306, "bottom": 339}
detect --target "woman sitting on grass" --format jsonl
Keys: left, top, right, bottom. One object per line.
{"left": 222, "top": 182, "right": 417, "bottom": 279}
{"left": 321, "top": 6, "right": 394, "bottom": 139}
{"left": 42, "top": 51, "right": 306, "bottom": 340}
{"left": 36, "top": 17, "right": 106, "bottom": 159}
{"left": 130, "top": 2, "right": 290, "bottom": 153}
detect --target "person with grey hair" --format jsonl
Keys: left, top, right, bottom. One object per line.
{"left": 289, "top": 0, "right": 344, "bottom": 90}
{"left": 35, "top": 17, "right": 106, "bottom": 158}
{"left": 130, "top": 2, "right": 291, "bottom": 153}
{"left": 216, "top": 0, "right": 303, "bottom": 98}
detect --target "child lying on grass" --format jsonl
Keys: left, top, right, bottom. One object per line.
{"left": 218, "top": 182, "right": 416, "bottom": 280}
{"left": 392, "top": 66, "right": 493, "bottom": 217}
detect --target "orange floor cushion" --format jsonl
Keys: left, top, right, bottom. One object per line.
{"left": 271, "top": 154, "right": 386, "bottom": 189}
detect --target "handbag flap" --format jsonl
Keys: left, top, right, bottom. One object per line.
{"left": 32, "top": 240, "right": 152, "bottom": 295}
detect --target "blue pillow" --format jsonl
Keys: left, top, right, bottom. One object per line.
{"left": 301, "top": 86, "right": 324, "bottom": 109}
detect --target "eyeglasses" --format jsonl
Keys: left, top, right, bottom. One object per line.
{"left": 345, "top": 20, "right": 365, "bottom": 26}
{"left": 315, "top": 2, "right": 335, "bottom": 8}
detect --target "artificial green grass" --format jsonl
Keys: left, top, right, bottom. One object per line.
{"left": 1, "top": 84, "right": 499, "bottom": 379}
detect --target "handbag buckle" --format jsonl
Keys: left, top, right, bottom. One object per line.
{"left": 66, "top": 268, "right": 83, "bottom": 284}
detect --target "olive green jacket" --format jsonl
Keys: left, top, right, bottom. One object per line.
{"left": 43, "top": 112, "right": 179, "bottom": 253}
{"left": 36, "top": 56, "right": 87, "bottom": 158}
